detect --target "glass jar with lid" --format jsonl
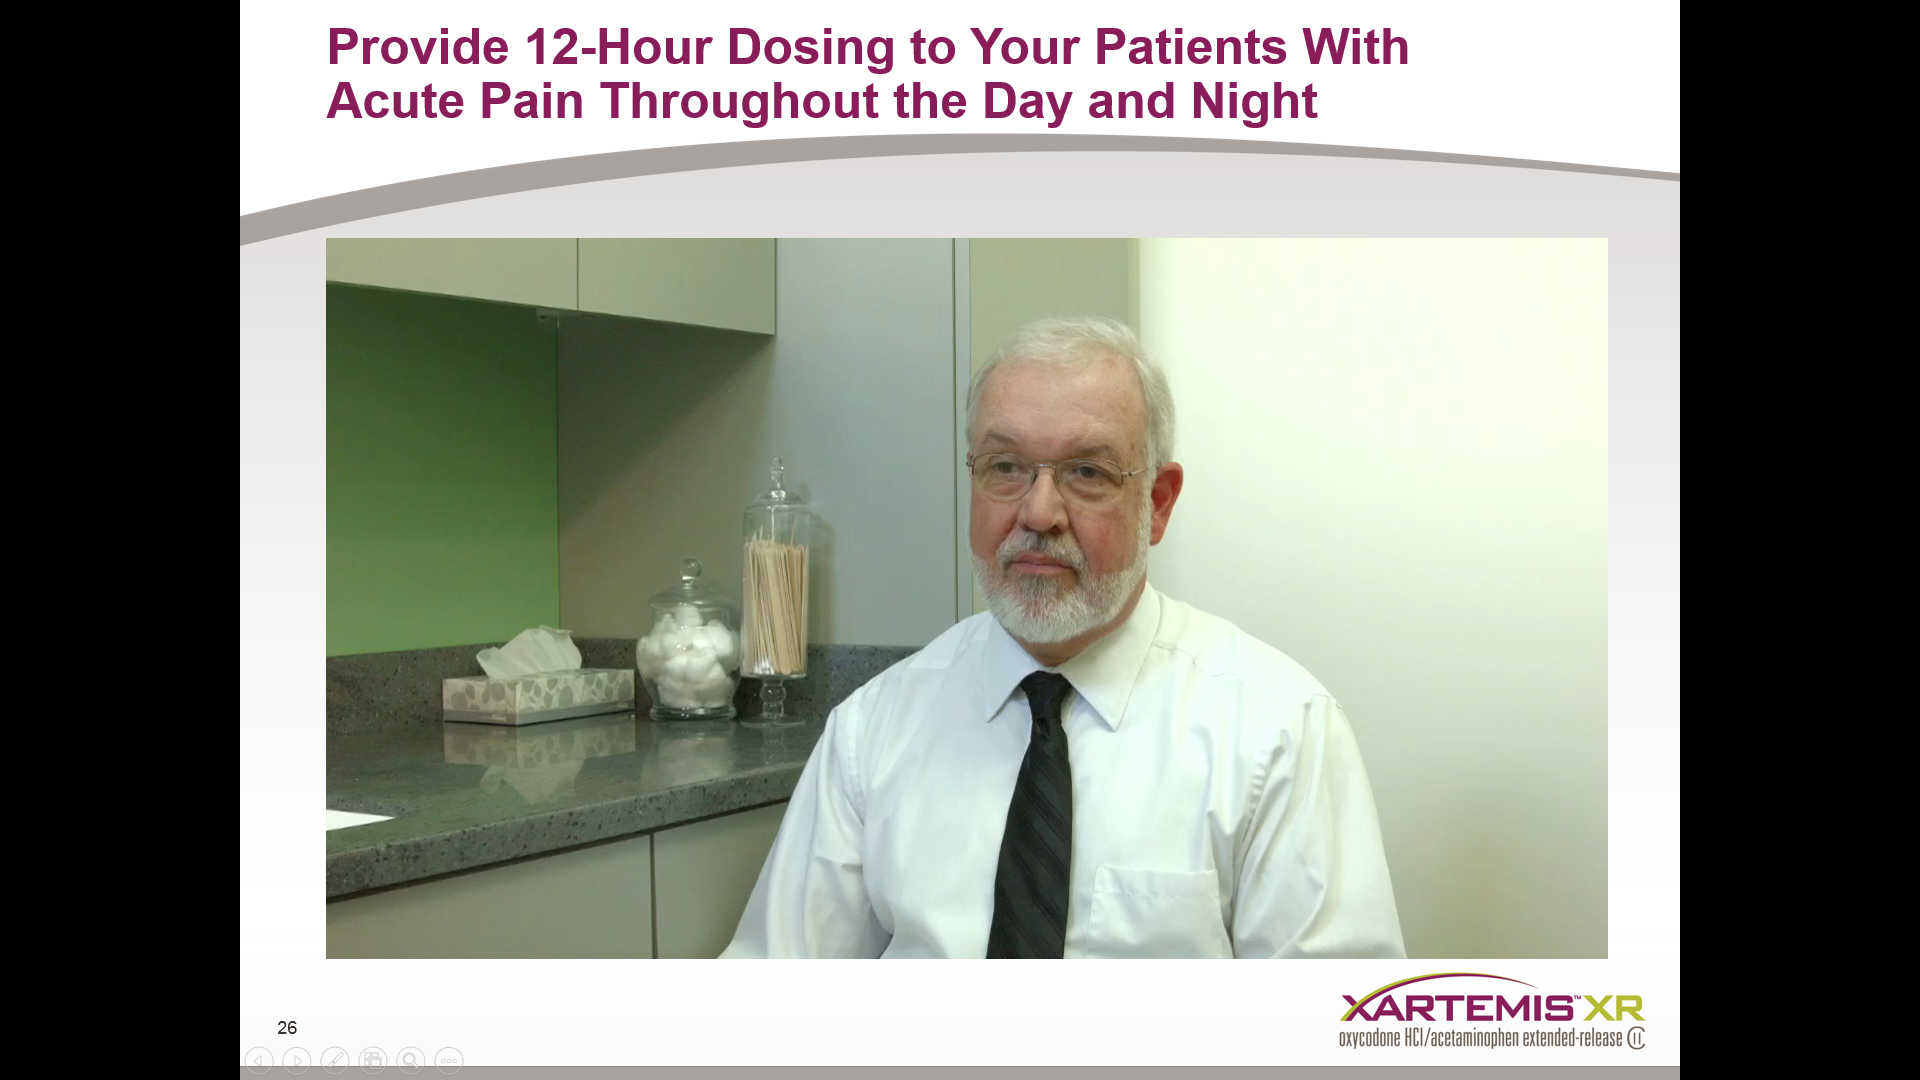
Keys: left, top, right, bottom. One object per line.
{"left": 636, "top": 558, "right": 741, "bottom": 722}
{"left": 741, "top": 457, "right": 810, "bottom": 724}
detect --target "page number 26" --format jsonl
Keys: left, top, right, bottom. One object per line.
{"left": 278, "top": 1021, "right": 298, "bottom": 1035}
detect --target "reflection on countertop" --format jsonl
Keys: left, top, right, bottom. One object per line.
{"left": 446, "top": 713, "right": 637, "bottom": 804}
{"left": 326, "top": 712, "right": 824, "bottom": 898}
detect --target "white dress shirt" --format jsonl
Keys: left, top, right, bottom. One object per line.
{"left": 721, "top": 584, "right": 1406, "bottom": 958}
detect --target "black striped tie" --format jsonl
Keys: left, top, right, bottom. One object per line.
{"left": 987, "top": 671, "right": 1076, "bottom": 958}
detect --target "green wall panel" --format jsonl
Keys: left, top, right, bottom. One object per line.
{"left": 327, "top": 285, "right": 560, "bottom": 655}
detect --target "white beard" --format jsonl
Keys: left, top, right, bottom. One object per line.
{"left": 973, "top": 497, "right": 1154, "bottom": 645}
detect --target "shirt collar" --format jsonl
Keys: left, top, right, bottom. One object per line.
{"left": 980, "top": 584, "right": 1162, "bottom": 733}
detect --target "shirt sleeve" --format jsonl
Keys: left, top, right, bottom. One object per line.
{"left": 719, "top": 698, "right": 890, "bottom": 958}
{"left": 1230, "top": 693, "right": 1407, "bottom": 958}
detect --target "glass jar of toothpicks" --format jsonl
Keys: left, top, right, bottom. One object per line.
{"left": 741, "top": 457, "right": 810, "bottom": 725}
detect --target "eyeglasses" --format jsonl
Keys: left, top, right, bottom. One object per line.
{"left": 966, "top": 453, "right": 1149, "bottom": 506}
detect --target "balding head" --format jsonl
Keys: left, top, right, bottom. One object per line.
{"left": 967, "top": 317, "right": 1176, "bottom": 472}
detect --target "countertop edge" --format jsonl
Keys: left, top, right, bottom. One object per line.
{"left": 325, "top": 763, "right": 806, "bottom": 899}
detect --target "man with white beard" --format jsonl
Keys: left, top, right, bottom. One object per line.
{"left": 723, "top": 317, "right": 1405, "bottom": 959}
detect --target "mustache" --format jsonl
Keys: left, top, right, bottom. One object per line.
{"left": 997, "top": 530, "right": 1089, "bottom": 574}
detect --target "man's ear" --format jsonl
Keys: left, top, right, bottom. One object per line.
{"left": 1149, "top": 462, "right": 1184, "bottom": 545}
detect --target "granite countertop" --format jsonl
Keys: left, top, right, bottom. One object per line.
{"left": 326, "top": 712, "right": 825, "bottom": 898}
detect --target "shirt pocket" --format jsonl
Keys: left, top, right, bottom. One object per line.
{"left": 1083, "top": 866, "right": 1233, "bottom": 958}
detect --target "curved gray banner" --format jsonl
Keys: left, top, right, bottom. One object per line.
{"left": 239, "top": 134, "right": 1679, "bottom": 244}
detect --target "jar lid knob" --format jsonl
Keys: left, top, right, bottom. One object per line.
{"left": 769, "top": 457, "right": 786, "bottom": 498}
{"left": 680, "top": 557, "right": 702, "bottom": 582}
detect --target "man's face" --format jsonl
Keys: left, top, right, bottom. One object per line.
{"left": 969, "top": 353, "right": 1164, "bottom": 646}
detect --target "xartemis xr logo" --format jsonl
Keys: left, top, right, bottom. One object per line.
{"left": 1340, "top": 973, "right": 1644, "bottom": 1023}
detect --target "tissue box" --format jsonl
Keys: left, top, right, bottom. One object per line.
{"left": 441, "top": 668, "right": 636, "bottom": 726}
{"left": 443, "top": 711, "right": 639, "bottom": 766}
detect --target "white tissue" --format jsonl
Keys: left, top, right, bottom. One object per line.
{"left": 637, "top": 610, "right": 739, "bottom": 710}
{"left": 476, "top": 627, "right": 582, "bottom": 679}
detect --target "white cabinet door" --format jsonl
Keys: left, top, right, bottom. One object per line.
{"left": 326, "top": 833, "right": 654, "bottom": 958}
{"left": 326, "top": 239, "right": 579, "bottom": 310}
{"left": 651, "top": 801, "right": 789, "bottom": 958}
{"left": 577, "top": 239, "right": 776, "bottom": 333}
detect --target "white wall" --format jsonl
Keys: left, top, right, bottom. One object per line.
{"left": 963, "top": 239, "right": 1135, "bottom": 617}
{"left": 560, "top": 239, "right": 959, "bottom": 647}
{"left": 1136, "top": 240, "right": 1608, "bottom": 958}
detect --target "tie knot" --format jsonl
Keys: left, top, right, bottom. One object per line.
{"left": 1020, "top": 671, "right": 1074, "bottom": 723}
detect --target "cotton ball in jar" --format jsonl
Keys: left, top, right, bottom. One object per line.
{"left": 662, "top": 649, "right": 700, "bottom": 682}
{"left": 640, "top": 601, "right": 740, "bottom": 712}
{"left": 697, "top": 656, "right": 733, "bottom": 702}
{"left": 635, "top": 634, "right": 663, "bottom": 680}
{"left": 702, "top": 624, "right": 738, "bottom": 669}
{"left": 673, "top": 649, "right": 702, "bottom": 686}
{"left": 660, "top": 672, "right": 698, "bottom": 709}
